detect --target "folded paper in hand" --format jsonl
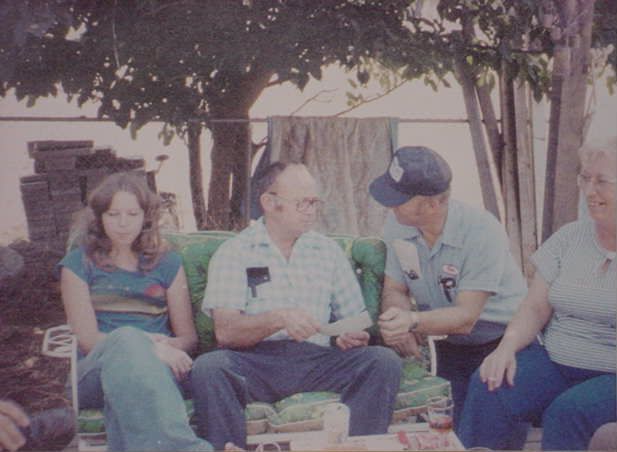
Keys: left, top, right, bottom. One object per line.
{"left": 393, "top": 239, "right": 422, "bottom": 280}
{"left": 320, "top": 311, "right": 373, "bottom": 337}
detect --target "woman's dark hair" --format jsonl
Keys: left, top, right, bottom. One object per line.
{"left": 76, "top": 172, "right": 165, "bottom": 271}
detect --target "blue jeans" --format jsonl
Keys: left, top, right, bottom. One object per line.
{"left": 458, "top": 341, "right": 616, "bottom": 450}
{"left": 190, "top": 340, "right": 402, "bottom": 450}
{"left": 77, "top": 327, "right": 213, "bottom": 451}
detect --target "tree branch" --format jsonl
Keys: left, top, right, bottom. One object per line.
{"left": 332, "top": 79, "right": 408, "bottom": 117}
{"left": 289, "top": 88, "right": 338, "bottom": 115}
{"left": 111, "top": 0, "right": 120, "bottom": 69}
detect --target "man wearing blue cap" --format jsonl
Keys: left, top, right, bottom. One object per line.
{"left": 370, "top": 146, "right": 526, "bottom": 429}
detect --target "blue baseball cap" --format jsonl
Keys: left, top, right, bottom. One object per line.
{"left": 369, "top": 146, "right": 452, "bottom": 207}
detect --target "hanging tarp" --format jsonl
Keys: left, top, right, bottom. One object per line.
{"left": 252, "top": 116, "right": 397, "bottom": 236}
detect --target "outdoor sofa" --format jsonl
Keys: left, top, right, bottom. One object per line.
{"left": 43, "top": 230, "right": 451, "bottom": 451}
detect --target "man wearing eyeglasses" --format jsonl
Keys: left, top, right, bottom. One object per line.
{"left": 370, "top": 146, "right": 527, "bottom": 430}
{"left": 190, "top": 162, "right": 402, "bottom": 450}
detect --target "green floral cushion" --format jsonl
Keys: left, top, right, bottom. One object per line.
{"left": 77, "top": 400, "right": 273, "bottom": 436}
{"left": 401, "top": 356, "right": 430, "bottom": 381}
{"left": 78, "top": 399, "right": 195, "bottom": 434}
{"left": 268, "top": 392, "right": 340, "bottom": 433}
{"left": 245, "top": 402, "right": 276, "bottom": 435}
{"left": 165, "top": 231, "right": 235, "bottom": 353}
{"left": 246, "top": 402, "right": 276, "bottom": 421}
{"left": 77, "top": 409, "right": 106, "bottom": 434}
{"left": 261, "top": 360, "right": 451, "bottom": 433}
{"left": 393, "top": 376, "right": 451, "bottom": 423}
{"left": 330, "top": 236, "right": 386, "bottom": 337}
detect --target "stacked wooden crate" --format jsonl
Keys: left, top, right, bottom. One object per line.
{"left": 20, "top": 140, "right": 145, "bottom": 251}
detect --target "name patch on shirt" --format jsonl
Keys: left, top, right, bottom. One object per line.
{"left": 246, "top": 267, "right": 271, "bottom": 297}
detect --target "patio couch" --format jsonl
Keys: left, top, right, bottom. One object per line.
{"left": 43, "top": 230, "right": 451, "bottom": 450}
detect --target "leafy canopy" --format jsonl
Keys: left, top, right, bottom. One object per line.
{"left": 1, "top": 0, "right": 434, "bottom": 139}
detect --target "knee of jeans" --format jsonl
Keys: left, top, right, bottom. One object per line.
{"left": 467, "top": 368, "right": 484, "bottom": 392}
{"left": 463, "top": 369, "right": 492, "bottom": 405}
{"left": 105, "top": 326, "right": 150, "bottom": 354}
{"left": 365, "top": 346, "right": 402, "bottom": 375}
{"left": 542, "top": 392, "right": 579, "bottom": 426}
{"left": 192, "top": 350, "right": 235, "bottom": 379}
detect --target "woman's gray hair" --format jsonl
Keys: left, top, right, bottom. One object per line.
{"left": 578, "top": 136, "right": 617, "bottom": 165}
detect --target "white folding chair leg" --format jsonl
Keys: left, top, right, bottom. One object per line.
{"left": 427, "top": 335, "right": 447, "bottom": 377}
{"left": 42, "top": 324, "right": 79, "bottom": 415}
{"left": 70, "top": 334, "right": 78, "bottom": 416}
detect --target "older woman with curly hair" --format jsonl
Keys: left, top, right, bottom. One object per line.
{"left": 58, "top": 172, "right": 213, "bottom": 451}
{"left": 459, "top": 137, "right": 616, "bottom": 450}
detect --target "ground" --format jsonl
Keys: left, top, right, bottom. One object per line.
{"left": 1, "top": 240, "right": 71, "bottom": 414}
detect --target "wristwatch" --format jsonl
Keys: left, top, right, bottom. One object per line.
{"left": 408, "top": 311, "right": 420, "bottom": 332}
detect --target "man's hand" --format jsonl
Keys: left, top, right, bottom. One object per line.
{"left": 390, "top": 332, "right": 422, "bottom": 359}
{"left": 0, "top": 400, "right": 29, "bottom": 452}
{"left": 153, "top": 342, "right": 193, "bottom": 381}
{"left": 378, "top": 307, "right": 415, "bottom": 345}
{"left": 279, "top": 309, "right": 320, "bottom": 342}
{"left": 336, "top": 331, "right": 370, "bottom": 351}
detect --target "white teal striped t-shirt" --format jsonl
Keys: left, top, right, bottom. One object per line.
{"left": 531, "top": 220, "right": 616, "bottom": 373}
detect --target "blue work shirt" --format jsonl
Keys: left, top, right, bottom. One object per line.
{"left": 383, "top": 200, "right": 526, "bottom": 345}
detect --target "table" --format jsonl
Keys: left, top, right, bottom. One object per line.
{"left": 288, "top": 423, "right": 465, "bottom": 451}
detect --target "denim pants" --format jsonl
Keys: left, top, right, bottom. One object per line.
{"left": 77, "top": 326, "right": 213, "bottom": 451}
{"left": 458, "top": 341, "right": 616, "bottom": 450}
{"left": 190, "top": 340, "right": 402, "bottom": 450}
{"left": 435, "top": 337, "right": 501, "bottom": 429}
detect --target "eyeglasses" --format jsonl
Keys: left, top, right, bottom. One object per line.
{"left": 577, "top": 173, "right": 617, "bottom": 191}
{"left": 268, "top": 192, "right": 324, "bottom": 213}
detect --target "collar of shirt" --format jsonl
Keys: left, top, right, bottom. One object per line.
{"left": 440, "top": 200, "right": 464, "bottom": 249}
{"left": 250, "top": 217, "right": 277, "bottom": 250}
{"left": 249, "top": 217, "right": 323, "bottom": 258}
{"left": 396, "top": 200, "right": 465, "bottom": 250}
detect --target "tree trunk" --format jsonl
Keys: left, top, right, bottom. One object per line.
{"left": 476, "top": 83, "right": 504, "bottom": 181}
{"left": 207, "top": 117, "right": 251, "bottom": 230}
{"left": 455, "top": 59, "right": 502, "bottom": 221}
{"left": 187, "top": 121, "right": 207, "bottom": 230}
{"left": 205, "top": 68, "right": 274, "bottom": 230}
{"left": 454, "top": 15, "right": 503, "bottom": 207}
{"left": 542, "top": 0, "right": 595, "bottom": 240}
{"left": 513, "top": 77, "right": 537, "bottom": 279}
{"left": 499, "top": 63, "right": 538, "bottom": 280}
{"left": 500, "top": 69, "right": 523, "bottom": 269}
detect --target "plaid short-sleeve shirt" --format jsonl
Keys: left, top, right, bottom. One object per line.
{"left": 202, "top": 219, "right": 366, "bottom": 346}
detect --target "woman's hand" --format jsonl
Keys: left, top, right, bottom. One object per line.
{"left": 479, "top": 343, "right": 517, "bottom": 391}
{"left": 152, "top": 341, "right": 193, "bottom": 381}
